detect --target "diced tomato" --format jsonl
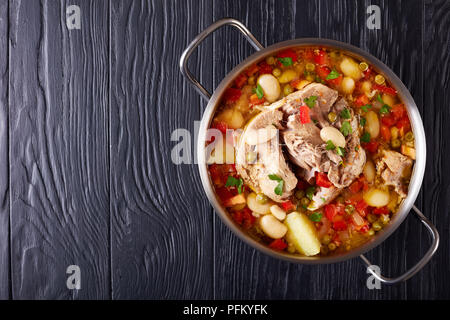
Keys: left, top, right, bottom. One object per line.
{"left": 354, "top": 94, "right": 369, "bottom": 107}
{"left": 223, "top": 87, "right": 241, "bottom": 103}
{"left": 359, "top": 224, "right": 370, "bottom": 233}
{"left": 396, "top": 116, "right": 411, "bottom": 132}
{"left": 216, "top": 186, "right": 235, "bottom": 203}
{"left": 277, "top": 49, "right": 298, "bottom": 62}
{"left": 335, "top": 203, "right": 346, "bottom": 216}
{"left": 324, "top": 204, "right": 338, "bottom": 221}
{"left": 299, "top": 105, "right": 311, "bottom": 124}
{"left": 280, "top": 200, "right": 295, "bottom": 212}
{"left": 355, "top": 199, "right": 369, "bottom": 216}
{"left": 269, "top": 238, "right": 288, "bottom": 251}
{"left": 223, "top": 164, "right": 237, "bottom": 174}
{"left": 333, "top": 220, "right": 348, "bottom": 231}
{"left": 249, "top": 93, "right": 265, "bottom": 106}
{"left": 234, "top": 73, "right": 248, "bottom": 89}
{"left": 327, "top": 74, "right": 343, "bottom": 86}
{"left": 211, "top": 121, "right": 228, "bottom": 135}
{"left": 391, "top": 104, "right": 407, "bottom": 121}
{"left": 296, "top": 180, "right": 309, "bottom": 190}
{"left": 302, "top": 48, "right": 315, "bottom": 61}
{"left": 314, "top": 49, "right": 328, "bottom": 65}
{"left": 242, "top": 207, "right": 256, "bottom": 229}
{"left": 258, "top": 61, "right": 273, "bottom": 74}
{"left": 374, "top": 84, "right": 397, "bottom": 96}
{"left": 316, "top": 65, "right": 331, "bottom": 80}
{"left": 381, "top": 125, "right": 391, "bottom": 141}
{"left": 246, "top": 64, "right": 259, "bottom": 77}
{"left": 372, "top": 206, "right": 390, "bottom": 215}
{"left": 363, "top": 67, "right": 372, "bottom": 78}
{"left": 358, "top": 176, "right": 369, "bottom": 191}
{"left": 362, "top": 141, "right": 379, "bottom": 153}
{"left": 209, "top": 164, "right": 221, "bottom": 185}
{"left": 381, "top": 113, "right": 397, "bottom": 127}
{"left": 349, "top": 180, "right": 362, "bottom": 193}
{"left": 315, "top": 172, "right": 333, "bottom": 188}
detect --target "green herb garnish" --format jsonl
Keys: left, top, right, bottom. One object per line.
{"left": 268, "top": 174, "right": 284, "bottom": 196}
{"left": 379, "top": 104, "right": 391, "bottom": 114}
{"left": 361, "top": 104, "right": 372, "bottom": 112}
{"left": 304, "top": 95, "right": 318, "bottom": 109}
{"left": 278, "top": 57, "right": 293, "bottom": 66}
{"left": 225, "top": 176, "right": 244, "bottom": 194}
{"left": 309, "top": 212, "right": 323, "bottom": 222}
{"left": 340, "top": 121, "right": 352, "bottom": 137}
{"left": 255, "top": 84, "right": 264, "bottom": 99}
{"left": 377, "top": 94, "right": 383, "bottom": 103}
{"left": 360, "top": 117, "right": 366, "bottom": 127}
{"left": 336, "top": 146, "right": 346, "bottom": 157}
{"left": 360, "top": 132, "right": 371, "bottom": 143}
{"left": 326, "top": 140, "right": 336, "bottom": 150}
{"left": 340, "top": 108, "right": 351, "bottom": 119}
{"left": 326, "top": 69, "right": 340, "bottom": 80}
{"left": 306, "top": 186, "right": 316, "bottom": 200}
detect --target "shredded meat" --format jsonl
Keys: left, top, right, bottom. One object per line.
{"left": 376, "top": 150, "right": 413, "bottom": 198}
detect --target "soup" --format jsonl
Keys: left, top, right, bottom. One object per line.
{"left": 207, "top": 47, "right": 415, "bottom": 256}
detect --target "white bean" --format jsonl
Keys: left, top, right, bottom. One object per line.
{"left": 341, "top": 77, "right": 355, "bottom": 94}
{"left": 260, "top": 214, "right": 288, "bottom": 239}
{"left": 270, "top": 205, "right": 286, "bottom": 221}
{"left": 365, "top": 110, "right": 380, "bottom": 139}
{"left": 320, "top": 126, "right": 346, "bottom": 148}
{"left": 245, "top": 126, "right": 278, "bottom": 145}
{"left": 257, "top": 74, "right": 281, "bottom": 102}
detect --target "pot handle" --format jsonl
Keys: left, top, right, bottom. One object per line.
{"left": 360, "top": 205, "right": 439, "bottom": 285}
{"left": 180, "top": 18, "right": 264, "bottom": 101}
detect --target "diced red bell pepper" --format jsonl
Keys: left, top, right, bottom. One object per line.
{"left": 372, "top": 206, "right": 390, "bottom": 215}
{"left": 299, "top": 105, "right": 311, "bottom": 124}
{"left": 223, "top": 87, "right": 242, "bottom": 103}
{"left": 354, "top": 94, "right": 369, "bottom": 107}
{"left": 246, "top": 64, "right": 259, "bottom": 77}
{"left": 324, "top": 204, "right": 338, "bottom": 221}
{"left": 363, "top": 67, "right": 372, "bottom": 78}
{"left": 258, "top": 61, "right": 273, "bottom": 74}
{"left": 381, "top": 125, "right": 391, "bottom": 141}
{"left": 234, "top": 73, "right": 248, "bottom": 89}
{"left": 359, "top": 224, "right": 370, "bottom": 233}
{"left": 315, "top": 172, "right": 333, "bottom": 188}
{"left": 249, "top": 93, "right": 265, "bottom": 106}
{"left": 269, "top": 238, "right": 288, "bottom": 251}
{"left": 242, "top": 207, "right": 256, "bottom": 229}
{"left": 211, "top": 121, "right": 228, "bottom": 135}
{"left": 302, "top": 49, "right": 315, "bottom": 61}
{"left": 358, "top": 176, "right": 369, "bottom": 191}
{"left": 314, "top": 49, "right": 328, "bottom": 65}
{"left": 296, "top": 180, "right": 309, "bottom": 190}
{"left": 374, "top": 84, "right": 397, "bottom": 96}
{"left": 316, "top": 65, "right": 331, "bottom": 80}
{"left": 277, "top": 49, "right": 298, "bottom": 62}
{"left": 349, "top": 180, "right": 362, "bottom": 193}
{"left": 381, "top": 113, "right": 397, "bottom": 127}
{"left": 333, "top": 220, "right": 348, "bottom": 231}
{"left": 362, "top": 141, "right": 379, "bottom": 153}
{"left": 216, "top": 186, "right": 235, "bottom": 203}
{"left": 327, "top": 74, "right": 343, "bottom": 86}
{"left": 280, "top": 200, "right": 295, "bottom": 212}
{"left": 391, "top": 104, "right": 407, "bottom": 121}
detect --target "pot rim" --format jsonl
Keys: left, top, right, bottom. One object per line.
{"left": 196, "top": 38, "right": 426, "bottom": 264}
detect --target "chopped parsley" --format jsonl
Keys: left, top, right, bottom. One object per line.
{"left": 309, "top": 212, "right": 323, "bottom": 222}
{"left": 326, "top": 140, "right": 336, "bottom": 150}
{"left": 254, "top": 84, "right": 264, "bottom": 99}
{"left": 361, "top": 104, "right": 372, "bottom": 112}
{"left": 340, "top": 121, "right": 352, "bottom": 136}
{"left": 360, "top": 117, "right": 367, "bottom": 127}
{"left": 225, "top": 176, "right": 244, "bottom": 194}
{"left": 326, "top": 69, "right": 340, "bottom": 80}
{"left": 379, "top": 104, "right": 391, "bottom": 114}
{"left": 306, "top": 186, "right": 316, "bottom": 200}
{"left": 377, "top": 94, "right": 384, "bottom": 103}
{"left": 278, "top": 57, "right": 293, "bottom": 66}
{"left": 304, "top": 95, "right": 318, "bottom": 109}
{"left": 336, "top": 146, "right": 346, "bottom": 157}
{"left": 340, "top": 108, "right": 351, "bottom": 119}
{"left": 360, "top": 132, "right": 371, "bottom": 143}
{"left": 268, "top": 174, "right": 284, "bottom": 196}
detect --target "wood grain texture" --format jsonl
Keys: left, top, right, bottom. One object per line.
{"left": 110, "top": 0, "right": 214, "bottom": 299}
{"left": 9, "top": 0, "right": 110, "bottom": 299}
{"left": 0, "top": 0, "right": 10, "bottom": 299}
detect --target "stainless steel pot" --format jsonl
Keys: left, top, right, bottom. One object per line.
{"left": 180, "top": 18, "right": 439, "bottom": 284}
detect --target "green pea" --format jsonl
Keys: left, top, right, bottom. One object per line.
{"left": 266, "top": 56, "right": 275, "bottom": 65}
{"left": 367, "top": 229, "right": 375, "bottom": 236}
{"left": 367, "top": 214, "right": 377, "bottom": 223}
{"left": 328, "top": 112, "right": 337, "bottom": 123}
{"left": 300, "top": 197, "right": 310, "bottom": 207}
{"left": 283, "top": 84, "right": 294, "bottom": 96}
{"left": 391, "top": 139, "right": 401, "bottom": 148}
{"left": 272, "top": 68, "right": 282, "bottom": 77}
{"left": 328, "top": 242, "right": 337, "bottom": 251}
{"left": 320, "top": 245, "right": 329, "bottom": 255}
{"left": 372, "top": 221, "right": 382, "bottom": 231}
{"left": 322, "top": 235, "right": 331, "bottom": 245}
{"left": 404, "top": 131, "right": 414, "bottom": 142}
{"left": 345, "top": 205, "right": 355, "bottom": 215}
{"left": 379, "top": 214, "right": 390, "bottom": 225}
{"left": 305, "top": 63, "right": 315, "bottom": 72}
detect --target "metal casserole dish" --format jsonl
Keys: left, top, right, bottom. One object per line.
{"left": 180, "top": 18, "right": 439, "bottom": 284}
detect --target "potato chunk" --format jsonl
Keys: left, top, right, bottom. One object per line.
{"left": 284, "top": 212, "right": 321, "bottom": 256}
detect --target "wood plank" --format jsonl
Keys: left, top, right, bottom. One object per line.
{"left": 212, "top": 0, "right": 321, "bottom": 299}
{"left": 319, "top": 0, "right": 425, "bottom": 299}
{"left": 9, "top": 0, "right": 110, "bottom": 299}
{"left": 0, "top": 0, "right": 10, "bottom": 299}
{"left": 110, "top": 0, "right": 214, "bottom": 299}
{"left": 423, "top": 0, "right": 450, "bottom": 299}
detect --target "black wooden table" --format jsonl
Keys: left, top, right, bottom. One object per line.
{"left": 0, "top": 0, "right": 448, "bottom": 300}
